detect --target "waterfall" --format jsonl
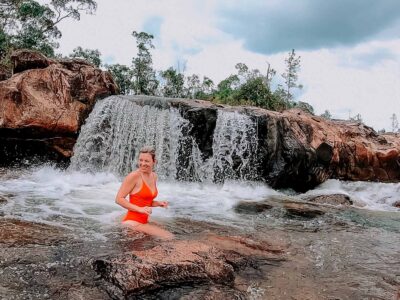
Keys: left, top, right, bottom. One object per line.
{"left": 70, "top": 96, "right": 259, "bottom": 182}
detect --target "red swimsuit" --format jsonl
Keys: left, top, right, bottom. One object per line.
{"left": 123, "top": 175, "right": 158, "bottom": 224}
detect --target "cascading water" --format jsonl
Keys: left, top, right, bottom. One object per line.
{"left": 70, "top": 96, "right": 184, "bottom": 178}
{"left": 70, "top": 96, "right": 260, "bottom": 182}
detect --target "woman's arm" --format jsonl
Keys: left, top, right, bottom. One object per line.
{"left": 115, "top": 172, "right": 150, "bottom": 214}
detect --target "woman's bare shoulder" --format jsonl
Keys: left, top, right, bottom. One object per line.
{"left": 125, "top": 170, "right": 141, "bottom": 182}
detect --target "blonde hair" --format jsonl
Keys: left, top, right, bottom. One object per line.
{"left": 139, "top": 146, "right": 156, "bottom": 161}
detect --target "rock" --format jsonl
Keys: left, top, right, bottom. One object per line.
{"left": 10, "top": 49, "right": 51, "bottom": 73}
{"left": 0, "top": 50, "right": 117, "bottom": 165}
{"left": 305, "top": 194, "right": 353, "bottom": 206}
{"left": 93, "top": 241, "right": 235, "bottom": 298}
{"left": 93, "top": 237, "right": 286, "bottom": 299}
{"left": 0, "top": 218, "right": 68, "bottom": 247}
{"left": 393, "top": 201, "right": 400, "bottom": 208}
{"left": 0, "top": 64, "right": 11, "bottom": 81}
{"left": 234, "top": 200, "right": 273, "bottom": 214}
{"left": 0, "top": 196, "right": 7, "bottom": 204}
{"left": 284, "top": 202, "right": 326, "bottom": 218}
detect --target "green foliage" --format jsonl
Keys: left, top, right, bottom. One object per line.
{"left": 320, "top": 110, "right": 332, "bottom": 119}
{"left": 212, "top": 62, "right": 293, "bottom": 110}
{"left": 160, "top": 67, "right": 185, "bottom": 98}
{"left": 131, "top": 31, "right": 158, "bottom": 95}
{"left": 0, "top": 0, "right": 97, "bottom": 65}
{"left": 234, "top": 77, "right": 272, "bottom": 107}
{"left": 214, "top": 75, "right": 240, "bottom": 101}
{"left": 69, "top": 46, "right": 101, "bottom": 67}
{"left": 184, "top": 74, "right": 214, "bottom": 100}
{"left": 105, "top": 64, "right": 133, "bottom": 95}
{"left": 295, "top": 101, "right": 315, "bottom": 115}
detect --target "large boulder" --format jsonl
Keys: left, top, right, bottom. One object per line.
{"left": 93, "top": 237, "right": 285, "bottom": 299}
{"left": 0, "top": 50, "right": 117, "bottom": 165}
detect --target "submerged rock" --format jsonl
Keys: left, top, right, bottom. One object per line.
{"left": 0, "top": 195, "right": 7, "bottom": 204}
{"left": 234, "top": 200, "right": 273, "bottom": 214}
{"left": 284, "top": 202, "right": 326, "bottom": 218}
{"left": 0, "top": 218, "right": 68, "bottom": 247}
{"left": 305, "top": 194, "right": 353, "bottom": 206}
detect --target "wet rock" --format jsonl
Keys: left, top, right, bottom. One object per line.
{"left": 0, "top": 196, "right": 7, "bottom": 204}
{"left": 93, "top": 241, "right": 236, "bottom": 297}
{"left": 205, "top": 234, "right": 286, "bottom": 257}
{"left": 234, "top": 200, "right": 273, "bottom": 214}
{"left": 93, "top": 237, "right": 286, "bottom": 299}
{"left": 0, "top": 218, "right": 68, "bottom": 246}
{"left": 305, "top": 194, "right": 353, "bottom": 206}
{"left": 393, "top": 201, "right": 400, "bottom": 208}
{"left": 284, "top": 202, "right": 326, "bottom": 218}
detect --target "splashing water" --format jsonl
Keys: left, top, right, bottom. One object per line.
{"left": 304, "top": 179, "right": 400, "bottom": 211}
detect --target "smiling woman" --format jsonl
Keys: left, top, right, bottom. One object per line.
{"left": 115, "top": 146, "right": 174, "bottom": 240}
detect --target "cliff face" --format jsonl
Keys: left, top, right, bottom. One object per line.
{"left": 0, "top": 50, "right": 118, "bottom": 164}
{"left": 168, "top": 98, "right": 400, "bottom": 191}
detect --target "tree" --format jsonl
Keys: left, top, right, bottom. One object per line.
{"left": 185, "top": 74, "right": 201, "bottom": 99}
{"left": 234, "top": 77, "right": 272, "bottom": 108}
{"left": 320, "top": 110, "right": 332, "bottom": 119}
{"left": 390, "top": 113, "right": 399, "bottom": 132}
{"left": 0, "top": 0, "right": 97, "bottom": 72}
{"left": 160, "top": 67, "right": 185, "bottom": 98}
{"left": 282, "top": 49, "right": 302, "bottom": 102}
{"left": 349, "top": 113, "right": 363, "bottom": 123}
{"left": 131, "top": 31, "right": 158, "bottom": 95}
{"left": 265, "top": 61, "right": 276, "bottom": 87}
{"left": 69, "top": 46, "right": 101, "bottom": 67}
{"left": 1, "top": 0, "right": 96, "bottom": 56}
{"left": 105, "top": 64, "right": 133, "bottom": 95}
{"left": 295, "top": 101, "right": 315, "bottom": 115}
{"left": 214, "top": 74, "right": 240, "bottom": 101}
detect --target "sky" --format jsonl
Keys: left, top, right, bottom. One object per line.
{"left": 56, "top": 0, "right": 400, "bottom": 131}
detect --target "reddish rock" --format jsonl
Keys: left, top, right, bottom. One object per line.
{"left": 93, "top": 237, "right": 286, "bottom": 298}
{"left": 10, "top": 49, "right": 51, "bottom": 74}
{"left": 256, "top": 108, "right": 400, "bottom": 187}
{"left": 0, "top": 50, "right": 117, "bottom": 164}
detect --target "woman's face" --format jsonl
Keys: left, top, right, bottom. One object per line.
{"left": 138, "top": 153, "right": 155, "bottom": 173}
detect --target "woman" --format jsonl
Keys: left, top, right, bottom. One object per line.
{"left": 115, "top": 146, "right": 174, "bottom": 240}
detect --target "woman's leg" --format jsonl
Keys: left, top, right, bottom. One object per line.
{"left": 123, "top": 220, "right": 174, "bottom": 240}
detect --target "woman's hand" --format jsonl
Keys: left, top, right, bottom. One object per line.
{"left": 138, "top": 206, "right": 152, "bottom": 215}
{"left": 158, "top": 201, "right": 169, "bottom": 208}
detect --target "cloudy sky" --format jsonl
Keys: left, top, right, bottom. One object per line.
{"left": 57, "top": 0, "right": 400, "bottom": 131}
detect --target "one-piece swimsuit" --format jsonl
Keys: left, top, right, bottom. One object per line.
{"left": 123, "top": 173, "right": 158, "bottom": 224}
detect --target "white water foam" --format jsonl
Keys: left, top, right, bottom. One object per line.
{"left": 0, "top": 165, "right": 278, "bottom": 233}
{"left": 304, "top": 179, "right": 400, "bottom": 211}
